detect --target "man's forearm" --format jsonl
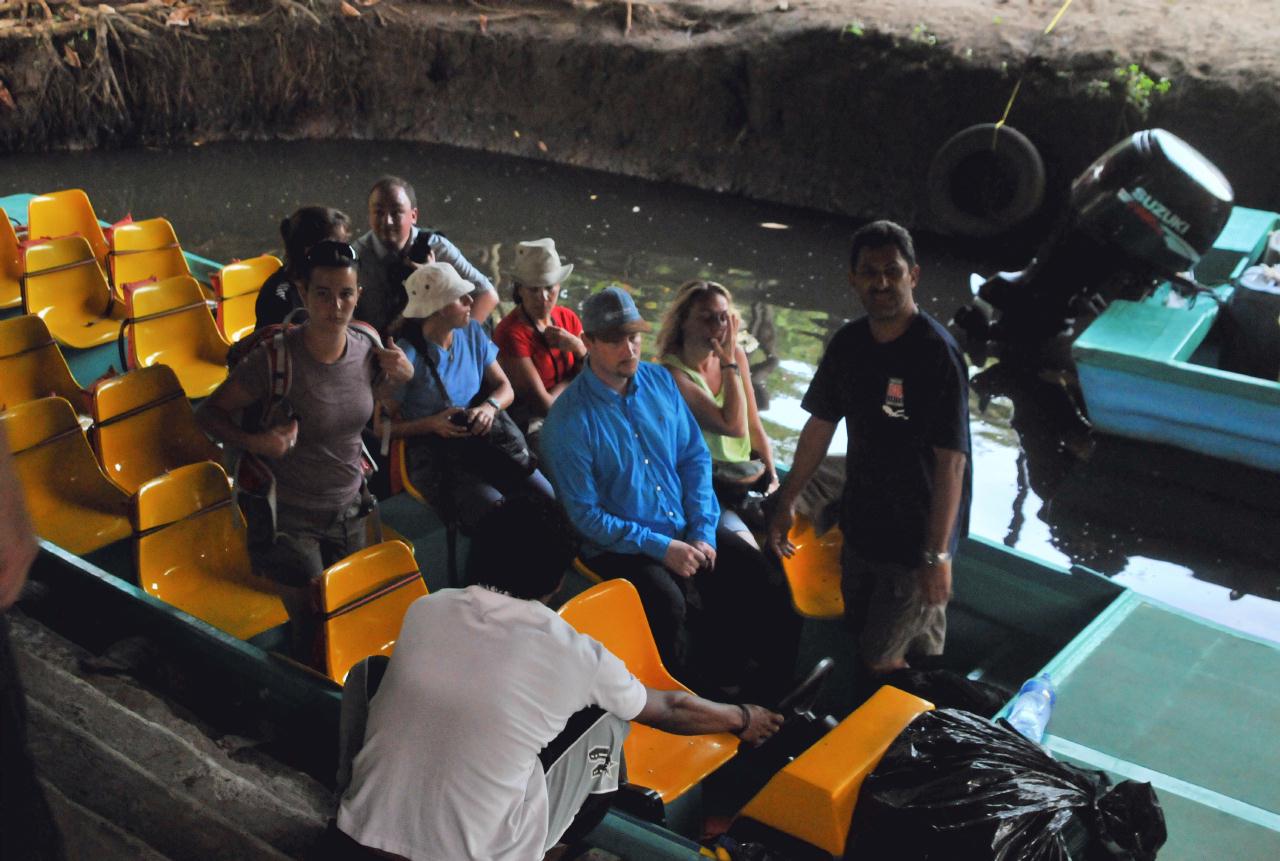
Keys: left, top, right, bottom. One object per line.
{"left": 924, "top": 448, "right": 967, "bottom": 555}
{"left": 638, "top": 689, "right": 743, "bottom": 736}
{"left": 776, "top": 417, "right": 837, "bottom": 507}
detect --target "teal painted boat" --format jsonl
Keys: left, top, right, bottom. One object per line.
{"left": 6, "top": 190, "right": 1280, "bottom": 858}
{"left": 1073, "top": 206, "right": 1280, "bottom": 471}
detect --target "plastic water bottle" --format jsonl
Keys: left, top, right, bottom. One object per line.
{"left": 1007, "top": 674, "right": 1056, "bottom": 742}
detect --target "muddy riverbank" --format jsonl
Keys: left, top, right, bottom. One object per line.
{"left": 2, "top": 0, "right": 1278, "bottom": 228}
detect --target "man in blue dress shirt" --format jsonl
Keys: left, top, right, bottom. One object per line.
{"left": 542, "top": 288, "right": 801, "bottom": 703}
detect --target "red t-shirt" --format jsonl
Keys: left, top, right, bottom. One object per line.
{"left": 493, "top": 305, "right": 584, "bottom": 391}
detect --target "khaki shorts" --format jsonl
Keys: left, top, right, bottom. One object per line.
{"left": 840, "top": 545, "right": 946, "bottom": 667}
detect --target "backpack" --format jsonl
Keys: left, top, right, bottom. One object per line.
{"left": 230, "top": 309, "right": 385, "bottom": 550}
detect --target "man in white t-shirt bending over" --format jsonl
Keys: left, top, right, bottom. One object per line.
{"left": 333, "top": 497, "right": 783, "bottom": 861}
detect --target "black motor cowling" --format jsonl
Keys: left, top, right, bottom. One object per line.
{"left": 955, "top": 129, "right": 1235, "bottom": 364}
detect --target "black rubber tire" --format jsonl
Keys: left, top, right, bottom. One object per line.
{"left": 927, "top": 123, "right": 1046, "bottom": 238}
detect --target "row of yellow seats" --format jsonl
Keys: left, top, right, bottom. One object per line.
{"left": 4, "top": 197, "right": 280, "bottom": 363}
{"left": 3, "top": 190, "right": 192, "bottom": 304}
{"left": 0, "top": 391, "right": 423, "bottom": 684}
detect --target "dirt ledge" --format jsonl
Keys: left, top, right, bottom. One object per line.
{"left": 1, "top": 0, "right": 1277, "bottom": 228}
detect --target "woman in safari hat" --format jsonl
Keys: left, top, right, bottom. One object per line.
{"left": 493, "top": 238, "right": 585, "bottom": 440}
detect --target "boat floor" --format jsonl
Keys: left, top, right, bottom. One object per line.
{"left": 1041, "top": 595, "right": 1280, "bottom": 860}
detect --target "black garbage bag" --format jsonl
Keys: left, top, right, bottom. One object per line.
{"left": 846, "top": 709, "right": 1166, "bottom": 861}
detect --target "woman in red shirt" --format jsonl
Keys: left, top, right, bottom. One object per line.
{"left": 494, "top": 239, "right": 585, "bottom": 441}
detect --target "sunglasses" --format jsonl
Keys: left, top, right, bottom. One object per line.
{"left": 304, "top": 240, "right": 360, "bottom": 268}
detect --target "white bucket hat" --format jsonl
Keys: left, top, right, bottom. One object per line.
{"left": 508, "top": 238, "right": 574, "bottom": 288}
{"left": 403, "top": 262, "right": 475, "bottom": 319}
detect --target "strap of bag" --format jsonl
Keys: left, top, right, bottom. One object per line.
{"left": 519, "top": 305, "right": 569, "bottom": 386}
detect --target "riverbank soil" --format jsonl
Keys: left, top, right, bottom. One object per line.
{"left": 1, "top": 0, "right": 1277, "bottom": 230}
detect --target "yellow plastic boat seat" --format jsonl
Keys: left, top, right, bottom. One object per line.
{"left": 558, "top": 579, "right": 740, "bottom": 802}
{"left": 320, "top": 540, "right": 427, "bottom": 685}
{"left": 91, "top": 365, "right": 221, "bottom": 494}
{"left": 217, "top": 255, "right": 281, "bottom": 343}
{"left": 1, "top": 206, "right": 22, "bottom": 309}
{"left": 0, "top": 396, "right": 131, "bottom": 554}
{"left": 22, "top": 237, "right": 125, "bottom": 350}
{"left": 126, "top": 276, "right": 229, "bottom": 398}
{"left": 134, "top": 462, "right": 287, "bottom": 640}
{"left": 736, "top": 685, "right": 934, "bottom": 856}
{"left": 27, "top": 189, "right": 109, "bottom": 269}
{"left": 0, "top": 315, "right": 88, "bottom": 415}
{"left": 781, "top": 516, "right": 845, "bottom": 620}
{"left": 113, "top": 248, "right": 191, "bottom": 292}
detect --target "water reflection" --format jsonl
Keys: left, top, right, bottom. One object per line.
{"left": 2, "top": 140, "right": 1275, "bottom": 641}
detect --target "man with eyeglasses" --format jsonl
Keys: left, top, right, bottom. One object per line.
{"left": 541, "top": 287, "right": 802, "bottom": 706}
{"left": 354, "top": 175, "right": 499, "bottom": 335}
{"left": 768, "top": 220, "right": 971, "bottom": 687}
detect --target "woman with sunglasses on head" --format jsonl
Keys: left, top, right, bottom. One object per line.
{"left": 197, "top": 241, "right": 414, "bottom": 663}
{"left": 656, "top": 280, "right": 778, "bottom": 547}
{"left": 254, "top": 205, "right": 352, "bottom": 330}
{"left": 383, "top": 261, "right": 555, "bottom": 535}
{"left": 493, "top": 238, "right": 585, "bottom": 445}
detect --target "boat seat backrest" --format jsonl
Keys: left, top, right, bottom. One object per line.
{"left": 737, "top": 685, "right": 935, "bottom": 856}
{"left": 112, "top": 218, "right": 189, "bottom": 288}
{"left": 558, "top": 579, "right": 740, "bottom": 803}
{"left": 133, "top": 461, "right": 287, "bottom": 640}
{"left": 23, "top": 236, "right": 114, "bottom": 318}
{"left": 125, "top": 276, "right": 229, "bottom": 397}
{"left": 0, "top": 315, "right": 85, "bottom": 413}
{"left": 27, "top": 189, "right": 110, "bottom": 268}
{"left": 92, "top": 365, "right": 221, "bottom": 494}
{"left": 320, "top": 541, "right": 427, "bottom": 685}
{"left": 216, "top": 254, "right": 281, "bottom": 343}
{"left": 0, "top": 396, "right": 131, "bottom": 554}
{"left": 1, "top": 206, "right": 21, "bottom": 309}
{"left": 780, "top": 516, "right": 846, "bottom": 620}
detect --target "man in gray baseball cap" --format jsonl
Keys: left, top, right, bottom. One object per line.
{"left": 541, "top": 287, "right": 801, "bottom": 704}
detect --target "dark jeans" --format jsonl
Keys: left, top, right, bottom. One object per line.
{"left": 587, "top": 525, "right": 802, "bottom": 704}
{"left": 1, "top": 616, "right": 64, "bottom": 861}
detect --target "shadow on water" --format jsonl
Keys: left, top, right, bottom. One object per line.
{"left": 2, "top": 139, "right": 1276, "bottom": 642}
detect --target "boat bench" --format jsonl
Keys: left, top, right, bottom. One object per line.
{"left": 1075, "top": 294, "right": 1219, "bottom": 366}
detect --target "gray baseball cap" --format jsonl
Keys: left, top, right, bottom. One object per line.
{"left": 580, "top": 286, "right": 652, "bottom": 337}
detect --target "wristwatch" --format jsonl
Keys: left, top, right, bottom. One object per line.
{"left": 922, "top": 549, "right": 953, "bottom": 565}
{"left": 484, "top": 397, "right": 501, "bottom": 411}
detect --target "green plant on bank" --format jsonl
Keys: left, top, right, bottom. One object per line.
{"left": 841, "top": 20, "right": 864, "bottom": 39}
{"left": 1087, "top": 63, "right": 1172, "bottom": 121}
{"left": 909, "top": 22, "right": 937, "bottom": 46}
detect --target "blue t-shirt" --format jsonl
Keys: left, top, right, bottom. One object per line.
{"left": 396, "top": 321, "right": 498, "bottom": 418}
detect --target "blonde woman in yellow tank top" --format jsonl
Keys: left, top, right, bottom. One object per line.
{"left": 657, "top": 281, "right": 778, "bottom": 546}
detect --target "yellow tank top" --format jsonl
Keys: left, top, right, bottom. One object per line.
{"left": 661, "top": 354, "right": 752, "bottom": 464}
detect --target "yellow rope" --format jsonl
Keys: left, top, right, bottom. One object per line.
{"left": 993, "top": 0, "right": 1075, "bottom": 142}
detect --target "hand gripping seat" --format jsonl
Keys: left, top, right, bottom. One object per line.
{"left": 0, "top": 396, "right": 131, "bottom": 554}
{"left": 0, "top": 315, "right": 89, "bottom": 417}
{"left": 558, "top": 579, "right": 739, "bottom": 803}
{"left": 780, "top": 515, "right": 845, "bottom": 620}
{"left": 1, "top": 206, "right": 22, "bottom": 309}
{"left": 319, "top": 540, "right": 427, "bottom": 685}
{"left": 111, "top": 218, "right": 192, "bottom": 291}
{"left": 122, "top": 276, "right": 229, "bottom": 398}
{"left": 216, "top": 255, "right": 281, "bottom": 343}
{"left": 21, "top": 236, "right": 125, "bottom": 350}
{"left": 27, "top": 189, "right": 110, "bottom": 271}
{"left": 91, "top": 365, "right": 221, "bottom": 494}
{"left": 133, "top": 461, "right": 287, "bottom": 640}
{"left": 734, "top": 685, "right": 934, "bottom": 856}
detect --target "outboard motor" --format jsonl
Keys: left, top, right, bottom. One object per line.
{"left": 955, "top": 129, "right": 1235, "bottom": 366}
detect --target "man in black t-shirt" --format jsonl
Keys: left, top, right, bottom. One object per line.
{"left": 768, "top": 221, "right": 971, "bottom": 677}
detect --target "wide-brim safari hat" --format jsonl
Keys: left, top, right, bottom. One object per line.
{"left": 509, "top": 238, "right": 574, "bottom": 288}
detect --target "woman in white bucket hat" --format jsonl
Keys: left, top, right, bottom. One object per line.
{"left": 382, "top": 262, "right": 554, "bottom": 530}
